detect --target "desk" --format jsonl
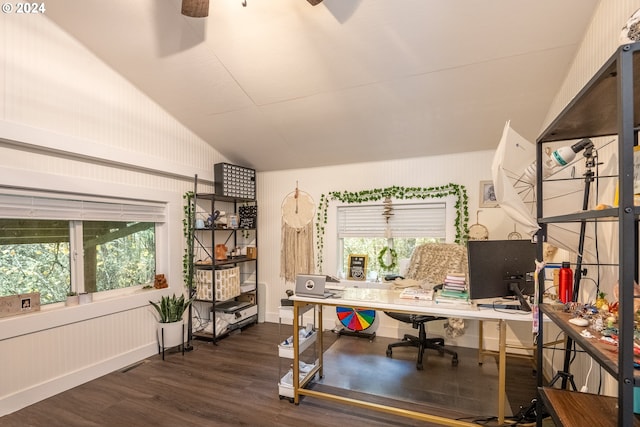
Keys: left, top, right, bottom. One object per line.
{"left": 291, "top": 288, "right": 533, "bottom": 427}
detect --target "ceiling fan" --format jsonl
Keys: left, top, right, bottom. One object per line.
{"left": 180, "top": 0, "right": 322, "bottom": 18}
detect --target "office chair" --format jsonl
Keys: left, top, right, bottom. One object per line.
{"left": 385, "top": 243, "right": 467, "bottom": 370}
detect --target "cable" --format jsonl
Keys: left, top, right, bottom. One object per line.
{"left": 580, "top": 356, "right": 594, "bottom": 392}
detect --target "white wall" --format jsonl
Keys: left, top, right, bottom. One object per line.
{"left": 0, "top": 12, "right": 226, "bottom": 416}
{"left": 257, "top": 152, "right": 534, "bottom": 351}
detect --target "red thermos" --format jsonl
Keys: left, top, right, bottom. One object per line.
{"left": 558, "top": 261, "right": 573, "bottom": 303}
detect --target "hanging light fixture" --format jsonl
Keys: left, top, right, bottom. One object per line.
{"left": 307, "top": 0, "right": 323, "bottom": 5}
{"left": 181, "top": 0, "right": 209, "bottom": 18}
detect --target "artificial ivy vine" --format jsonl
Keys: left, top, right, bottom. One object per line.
{"left": 315, "top": 184, "right": 469, "bottom": 272}
{"left": 182, "top": 191, "right": 195, "bottom": 288}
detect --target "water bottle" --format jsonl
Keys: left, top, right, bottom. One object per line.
{"left": 558, "top": 262, "right": 573, "bottom": 303}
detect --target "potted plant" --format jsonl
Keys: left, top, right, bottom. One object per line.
{"left": 149, "top": 293, "right": 192, "bottom": 352}
{"left": 65, "top": 291, "right": 79, "bottom": 306}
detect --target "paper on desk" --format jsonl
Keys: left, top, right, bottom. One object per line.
{"left": 399, "top": 288, "right": 433, "bottom": 300}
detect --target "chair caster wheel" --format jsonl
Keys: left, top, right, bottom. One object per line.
{"left": 386, "top": 348, "right": 392, "bottom": 357}
{"left": 452, "top": 357, "right": 459, "bottom": 367}
{"left": 416, "top": 363, "right": 423, "bottom": 370}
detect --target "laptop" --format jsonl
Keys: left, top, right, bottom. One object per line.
{"left": 295, "top": 274, "right": 335, "bottom": 298}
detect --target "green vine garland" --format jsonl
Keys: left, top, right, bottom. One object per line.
{"left": 315, "top": 184, "right": 469, "bottom": 272}
{"left": 378, "top": 246, "right": 398, "bottom": 271}
{"left": 182, "top": 191, "right": 195, "bottom": 289}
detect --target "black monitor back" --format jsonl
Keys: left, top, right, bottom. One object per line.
{"left": 467, "top": 239, "right": 537, "bottom": 300}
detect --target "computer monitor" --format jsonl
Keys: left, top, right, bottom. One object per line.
{"left": 467, "top": 239, "right": 537, "bottom": 311}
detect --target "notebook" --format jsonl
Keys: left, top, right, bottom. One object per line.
{"left": 295, "top": 274, "right": 334, "bottom": 298}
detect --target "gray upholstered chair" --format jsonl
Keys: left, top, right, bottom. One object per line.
{"left": 385, "top": 243, "right": 468, "bottom": 370}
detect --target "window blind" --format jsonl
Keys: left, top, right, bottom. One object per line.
{"left": 337, "top": 203, "right": 446, "bottom": 239}
{"left": 0, "top": 193, "right": 166, "bottom": 222}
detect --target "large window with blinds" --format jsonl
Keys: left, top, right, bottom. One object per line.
{"left": 0, "top": 192, "right": 165, "bottom": 304}
{"left": 337, "top": 202, "right": 446, "bottom": 279}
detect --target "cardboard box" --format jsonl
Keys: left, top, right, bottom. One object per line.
{"left": 238, "top": 292, "right": 256, "bottom": 305}
{"left": 246, "top": 246, "right": 257, "bottom": 259}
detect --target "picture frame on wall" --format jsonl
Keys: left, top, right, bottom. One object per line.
{"left": 479, "top": 180, "right": 498, "bottom": 208}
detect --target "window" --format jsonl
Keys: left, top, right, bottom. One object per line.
{"left": 337, "top": 202, "right": 446, "bottom": 278}
{"left": 0, "top": 192, "right": 165, "bottom": 304}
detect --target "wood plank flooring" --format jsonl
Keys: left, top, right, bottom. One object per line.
{"left": 1, "top": 322, "right": 539, "bottom": 427}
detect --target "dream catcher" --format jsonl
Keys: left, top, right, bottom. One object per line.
{"left": 280, "top": 183, "right": 316, "bottom": 283}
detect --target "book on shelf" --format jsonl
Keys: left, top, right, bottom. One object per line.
{"left": 399, "top": 288, "right": 434, "bottom": 300}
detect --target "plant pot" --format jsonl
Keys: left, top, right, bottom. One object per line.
{"left": 157, "top": 321, "right": 185, "bottom": 349}
{"left": 65, "top": 295, "right": 79, "bottom": 306}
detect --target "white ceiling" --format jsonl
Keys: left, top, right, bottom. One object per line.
{"left": 45, "top": 0, "right": 599, "bottom": 172}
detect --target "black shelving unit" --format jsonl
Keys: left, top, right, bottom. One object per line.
{"left": 535, "top": 43, "right": 640, "bottom": 426}
{"left": 187, "top": 175, "right": 258, "bottom": 344}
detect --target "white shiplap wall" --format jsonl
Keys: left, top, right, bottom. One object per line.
{"left": 0, "top": 12, "right": 222, "bottom": 416}
{"left": 257, "top": 151, "right": 532, "bottom": 351}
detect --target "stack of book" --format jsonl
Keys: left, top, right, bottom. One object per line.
{"left": 435, "top": 273, "right": 470, "bottom": 304}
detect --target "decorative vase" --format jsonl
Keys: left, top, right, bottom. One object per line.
{"left": 157, "top": 321, "right": 185, "bottom": 350}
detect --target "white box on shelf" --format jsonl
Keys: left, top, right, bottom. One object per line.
{"left": 278, "top": 361, "right": 317, "bottom": 398}
{"left": 278, "top": 330, "right": 316, "bottom": 359}
{"left": 278, "top": 305, "right": 314, "bottom": 325}
{"left": 196, "top": 267, "right": 240, "bottom": 301}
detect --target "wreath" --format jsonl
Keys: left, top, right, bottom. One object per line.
{"left": 378, "top": 246, "right": 398, "bottom": 271}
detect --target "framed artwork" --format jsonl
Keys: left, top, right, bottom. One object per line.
{"left": 479, "top": 180, "right": 498, "bottom": 208}
{"left": 347, "top": 254, "right": 368, "bottom": 281}
{"left": 228, "top": 214, "right": 239, "bottom": 229}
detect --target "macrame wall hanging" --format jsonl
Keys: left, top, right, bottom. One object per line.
{"left": 280, "top": 183, "right": 316, "bottom": 283}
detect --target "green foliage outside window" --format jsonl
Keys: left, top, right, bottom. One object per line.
{"left": 342, "top": 237, "right": 439, "bottom": 278}
{"left": 0, "top": 219, "right": 156, "bottom": 304}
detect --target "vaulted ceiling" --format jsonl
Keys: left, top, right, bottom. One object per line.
{"left": 45, "top": 0, "right": 600, "bottom": 171}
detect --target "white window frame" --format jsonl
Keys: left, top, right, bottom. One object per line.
{"left": 0, "top": 190, "right": 165, "bottom": 300}
{"left": 334, "top": 198, "right": 456, "bottom": 276}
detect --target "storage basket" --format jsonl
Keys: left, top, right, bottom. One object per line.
{"left": 195, "top": 267, "right": 240, "bottom": 301}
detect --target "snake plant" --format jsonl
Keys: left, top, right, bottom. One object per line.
{"left": 149, "top": 293, "right": 192, "bottom": 323}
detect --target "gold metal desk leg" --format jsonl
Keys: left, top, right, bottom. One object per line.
{"left": 317, "top": 305, "right": 323, "bottom": 378}
{"left": 497, "top": 319, "right": 507, "bottom": 425}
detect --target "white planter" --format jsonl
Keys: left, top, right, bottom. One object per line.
{"left": 157, "top": 321, "right": 185, "bottom": 349}
{"left": 65, "top": 295, "right": 79, "bottom": 306}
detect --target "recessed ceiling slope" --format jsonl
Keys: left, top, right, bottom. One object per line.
{"left": 45, "top": 0, "right": 599, "bottom": 171}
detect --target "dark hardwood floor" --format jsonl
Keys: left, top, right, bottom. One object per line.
{"left": 2, "top": 322, "right": 541, "bottom": 427}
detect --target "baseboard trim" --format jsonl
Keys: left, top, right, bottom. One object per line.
{"left": 0, "top": 343, "right": 157, "bottom": 417}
